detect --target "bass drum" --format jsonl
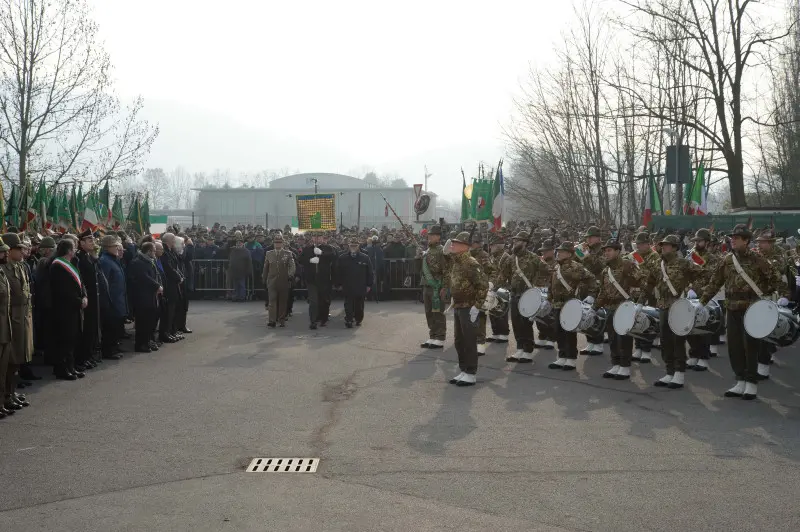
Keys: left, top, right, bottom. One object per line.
{"left": 668, "top": 298, "right": 722, "bottom": 337}
{"left": 559, "top": 298, "right": 606, "bottom": 337}
{"left": 613, "top": 301, "right": 660, "bottom": 341}
{"left": 744, "top": 299, "right": 800, "bottom": 347}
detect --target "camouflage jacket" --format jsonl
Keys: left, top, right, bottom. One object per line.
{"left": 449, "top": 251, "right": 489, "bottom": 309}
{"left": 580, "top": 243, "right": 605, "bottom": 276}
{"left": 595, "top": 257, "right": 644, "bottom": 311}
{"left": 423, "top": 242, "right": 451, "bottom": 290}
{"left": 470, "top": 248, "right": 495, "bottom": 279}
{"left": 686, "top": 248, "right": 722, "bottom": 289}
{"left": 497, "top": 249, "right": 550, "bottom": 295}
{"left": 548, "top": 259, "right": 597, "bottom": 310}
{"left": 700, "top": 249, "right": 783, "bottom": 310}
{"left": 760, "top": 247, "right": 791, "bottom": 298}
{"left": 534, "top": 256, "right": 556, "bottom": 287}
{"left": 641, "top": 252, "right": 704, "bottom": 309}
{"left": 626, "top": 248, "right": 659, "bottom": 304}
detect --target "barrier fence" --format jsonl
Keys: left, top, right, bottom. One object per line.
{"left": 190, "top": 258, "right": 422, "bottom": 299}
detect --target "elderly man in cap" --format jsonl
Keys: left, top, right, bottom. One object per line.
{"left": 335, "top": 237, "right": 373, "bottom": 328}
{"left": 99, "top": 235, "right": 128, "bottom": 359}
{"left": 420, "top": 225, "right": 450, "bottom": 348}
{"left": 263, "top": 232, "right": 295, "bottom": 327}
{"left": 447, "top": 231, "right": 489, "bottom": 386}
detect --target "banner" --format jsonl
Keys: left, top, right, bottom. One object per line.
{"left": 296, "top": 194, "right": 336, "bottom": 230}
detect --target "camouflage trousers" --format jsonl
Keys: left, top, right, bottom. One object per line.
{"left": 423, "top": 286, "right": 447, "bottom": 341}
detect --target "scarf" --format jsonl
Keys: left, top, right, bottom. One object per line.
{"left": 53, "top": 257, "right": 82, "bottom": 288}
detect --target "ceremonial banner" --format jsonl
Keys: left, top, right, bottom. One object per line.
{"left": 296, "top": 194, "right": 336, "bottom": 230}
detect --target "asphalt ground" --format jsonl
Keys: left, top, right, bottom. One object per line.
{"left": 1, "top": 300, "right": 799, "bottom": 531}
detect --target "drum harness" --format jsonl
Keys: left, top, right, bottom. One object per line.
{"left": 730, "top": 254, "right": 766, "bottom": 299}
{"left": 555, "top": 264, "right": 580, "bottom": 297}
{"left": 515, "top": 256, "right": 534, "bottom": 291}
{"left": 660, "top": 260, "right": 682, "bottom": 298}
{"left": 606, "top": 266, "right": 630, "bottom": 301}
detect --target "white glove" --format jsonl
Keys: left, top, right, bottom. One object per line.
{"left": 310, "top": 257, "right": 320, "bottom": 264}
{"left": 583, "top": 296, "right": 595, "bottom": 306}
{"left": 488, "top": 281, "right": 494, "bottom": 290}
{"left": 469, "top": 305, "right": 480, "bottom": 323}
{"left": 313, "top": 247, "right": 322, "bottom": 256}
{"left": 778, "top": 297, "right": 790, "bottom": 307}
{"left": 687, "top": 289, "right": 697, "bottom": 299}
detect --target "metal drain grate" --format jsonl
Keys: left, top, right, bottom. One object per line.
{"left": 246, "top": 457, "right": 319, "bottom": 473}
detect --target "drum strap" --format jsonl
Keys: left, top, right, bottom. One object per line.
{"left": 515, "top": 256, "right": 533, "bottom": 290}
{"left": 606, "top": 267, "right": 630, "bottom": 300}
{"left": 660, "top": 260, "right": 679, "bottom": 297}
{"left": 731, "top": 254, "right": 763, "bottom": 298}
{"left": 555, "top": 264, "right": 573, "bottom": 293}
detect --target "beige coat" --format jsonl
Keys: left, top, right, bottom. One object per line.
{"left": 2, "top": 262, "right": 32, "bottom": 364}
{"left": 262, "top": 249, "right": 296, "bottom": 289}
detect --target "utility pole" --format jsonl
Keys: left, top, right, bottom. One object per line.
{"left": 424, "top": 165, "right": 432, "bottom": 191}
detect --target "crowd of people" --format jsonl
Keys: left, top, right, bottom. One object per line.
{"left": 0, "top": 227, "right": 194, "bottom": 420}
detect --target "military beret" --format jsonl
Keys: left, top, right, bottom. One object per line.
{"left": 39, "top": 236, "right": 56, "bottom": 249}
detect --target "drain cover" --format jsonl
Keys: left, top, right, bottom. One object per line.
{"left": 246, "top": 457, "right": 319, "bottom": 473}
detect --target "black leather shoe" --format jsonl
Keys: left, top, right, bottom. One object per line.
{"left": 148, "top": 342, "right": 160, "bottom": 351}
{"left": 4, "top": 401, "right": 22, "bottom": 411}
{"left": 345, "top": 322, "right": 353, "bottom": 328}
{"left": 13, "top": 396, "right": 29, "bottom": 407}
{"left": 74, "top": 362, "right": 87, "bottom": 372}
{"left": 103, "top": 354, "right": 122, "bottom": 360}
{"left": 653, "top": 380, "right": 669, "bottom": 387}
{"left": 179, "top": 328, "right": 193, "bottom": 334}
{"left": 268, "top": 322, "right": 276, "bottom": 328}
{"left": 279, "top": 321, "right": 285, "bottom": 327}
{"left": 56, "top": 371, "right": 78, "bottom": 381}
{"left": 0, "top": 409, "right": 6, "bottom": 419}
{"left": 0, "top": 406, "right": 14, "bottom": 416}
{"left": 135, "top": 345, "right": 152, "bottom": 353}
{"left": 159, "top": 336, "right": 177, "bottom": 344}
{"left": 73, "top": 370, "right": 86, "bottom": 379}
{"left": 309, "top": 323, "right": 317, "bottom": 330}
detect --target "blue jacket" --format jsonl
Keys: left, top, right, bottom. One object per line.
{"left": 99, "top": 251, "right": 128, "bottom": 319}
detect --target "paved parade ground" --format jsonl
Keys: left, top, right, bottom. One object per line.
{"left": 1, "top": 300, "right": 800, "bottom": 531}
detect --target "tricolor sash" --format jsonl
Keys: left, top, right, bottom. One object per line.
{"left": 53, "top": 257, "right": 82, "bottom": 288}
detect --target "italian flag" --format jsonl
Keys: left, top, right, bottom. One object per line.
{"left": 491, "top": 160, "right": 504, "bottom": 231}
{"left": 642, "top": 171, "right": 661, "bottom": 227}
{"left": 81, "top": 190, "right": 99, "bottom": 231}
{"left": 685, "top": 163, "right": 707, "bottom": 215}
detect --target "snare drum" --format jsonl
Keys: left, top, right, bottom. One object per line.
{"left": 518, "top": 287, "right": 548, "bottom": 318}
{"left": 613, "top": 301, "right": 660, "bottom": 341}
{"left": 667, "top": 298, "right": 722, "bottom": 336}
{"left": 744, "top": 299, "right": 800, "bottom": 347}
{"left": 559, "top": 299, "right": 607, "bottom": 336}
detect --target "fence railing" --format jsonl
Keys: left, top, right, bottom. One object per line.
{"left": 189, "top": 258, "right": 422, "bottom": 298}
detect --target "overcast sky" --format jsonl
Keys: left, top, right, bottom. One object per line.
{"left": 89, "top": 0, "right": 575, "bottom": 200}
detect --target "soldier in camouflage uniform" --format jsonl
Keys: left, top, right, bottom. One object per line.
{"left": 700, "top": 224, "right": 785, "bottom": 400}
{"left": 685, "top": 228, "right": 721, "bottom": 372}
{"left": 447, "top": 232, "right": 489, "bottom": 387}
{"left": 548, "top": 242, "right": 597, "bottom": 370}
{"left": 754, "top": 229, "right": 793, "bottom": 380}
{"left": 420, "top": 225, "right": 450, "bottom": 349}
{"left": 487, "top": 234, "right": 510, "bottom": 343}
{"left": 641, "top": 234, "right": 704, "bottom": 389}
{"left": 496, "top": 231, "right": 550, "bottom": 363}
{"left": 469, "top": 233, "right": 494, "bottom": 355}
{"left": 627, "top": 232, "right": 659, "bottom": 363}
{"left": 534, "top": 240, "right": 557, "bottom": 349}
{"left": 593, "top": 240, "right": 643, "bottom": 380}
{"left": 578, "top": 226, "right": 606, "bottom": 355}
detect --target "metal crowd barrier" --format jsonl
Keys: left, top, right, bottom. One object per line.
{"left": 190, "top": 258, "right": 422, "bottom": 299}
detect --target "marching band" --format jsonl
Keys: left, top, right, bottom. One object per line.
{"left": 429, "top": 223, "right": 798, "bottom": 400}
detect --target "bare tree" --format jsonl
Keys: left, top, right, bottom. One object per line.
{"left": 0, "top": 0, "right": 157, "bottom": 190}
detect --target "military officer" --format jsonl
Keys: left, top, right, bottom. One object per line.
{"left": 627, "top": 232, "right": 659, "bottom": 363}
{"left": 641, "top": 234, "right": 704, "bottom": 389}
{"left": 420, "top": 225, "right": 450, "bottom": 349}
{"left": 578, "top": 226, "right": 605, "bottom": 355}
{"left": 593, "top": 240, "right": 643, "bottom": 380}
{"left": 754, "top": 229, "right": 792, "bottom": 380}
{"left": 469, "top": 233, "right": 494, "bottom": 355}
{"left": 685, "top": 228, "right": 721, "bottom": 372}
{"left": 487, "top": 234, "right": 510, "bottom": 343}
{"left": 548, "top": 242, "right": 597, "bottom": 370}
{"left": 263, "top": 232, "right": 296, "bottom": 327}
{"left": 0, "top": 237, "right": 18, "bottom": 419}
{"left": 700, "top": 224, "right": 784, "bottom": 399}
{"left": 447, "top": 232, "right": 489, "bottom": 387}
{"left": 534, "top": 239, "right": 557, "bottom": 349}
{"left": 496, "top": 231, "right": 550, "bottom": 363}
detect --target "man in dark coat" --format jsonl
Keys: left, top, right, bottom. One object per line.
{"left": 127, "top": 242, "right": 162, "bottom": 352}
{"left": 34, "top": 237, "right": 56, "bottom": 366}
{"left": 99, "top": 235, "right": 129, "bottom": 358}
{"left": 227, "top": 237, "right": 253, "bottom": 302}
{"left": 49, "top": 239, "right": 87, "bottom": 380}
{"left": 299, "top": 232, "right": 336, "bottom": 329}
{"left": 335, "top": 238, "right": 372, "bottom": 328}
{"left": 159, "top": 233, "right": 185, "bottom": 342}
{"left": 75, "top": 229, "right": 104, "bottom": 366}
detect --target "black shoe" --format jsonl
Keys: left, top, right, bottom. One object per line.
{"left": 0, "top": 406, "right": 14, "bottom": 416}
{"left": 757, "top": 374, "right": 769, "bottom": 381}
{"left": 420, "top": 341, "right": 431, "bottom": 348}
{"left": 279, "top": 321, "right": 285, "bottom": 327}
{"left": 653, "top": 380, "right": 670, "bottom": 387}
{"left": 486, "top": 337, "right": 496, "bottom": 343}
{"left": 13, "top": 396, "right": 29, "bottom": 407}
{"left": 613, "top": 373, "right": 631, "bottom": 381}
{"left": 73, "top": 370, "right": 86, "bottom": 379}
{"left": 562, "top": 364, "right": 576, "bottom": 371}
{"left": 149, "top": 342, "right": 160, "bottom": 351}
{"left": 4, "top": 401, "right": 22, "bottom": 411}
{"left": 135, "top": 345, "right": 152, "bottom": 353}
{"left": 602, "top": 371, "right": 616, "bottom": 379}
{"left": 74, "top": 362, "right": 87, "bottom": 372}
{"left": 319, "top": 321, "right": 328, "bottom": 327}
{"left": 345, "top": 322, "right": 353, "bottom": 328}
{"left": 159, "top": 336, "right": 177, "bottom": 344}
{"left": 456, "top": 380, "right": 476, "bottom": 387}
{"left": 309, "top": 323, "right": 317, "bottom": 330}
{"left": 179, "top": 328, "right": 193, "bottom": 334}
{"left": 693, "top": 364, "right": 708, "bottom": 372}
{"left": 427, "top": 343, "right": 443, "bottom": 349}
{"left": 548, "top": 362, "right": 565, "bottom": 370}
{"left": 743, "top": 392, "right": 757, "bottom": 401}
{"left": 267, "top": 322, "right": 276, "bottom": 328}
{"left": 667, "top": 382, "right": 683, "bottom": 389}
{"left": 173, "top": 334, "right": 184, "bottom": 341}
{"left": 356, "top": 321, "right": 362, "bottom": 326}
{"left": 103, "top": 353, "right": 122, "bottom": 360}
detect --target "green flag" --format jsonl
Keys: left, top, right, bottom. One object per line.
{"left": 35, "top": 179, "right": 47, "bottom": 228}
{"left": 5, "top": 184, "right": 18, "bottom": 228}
{"left": 112, "top": 195, "right": 124, "bottom": 228}
{"left": 69, "top": 185, "right": 79, "bottom": 229}
{"left": 127, "top": 195, "right": 143, "bottom": 234}
{"left": 460, "top": 172, "right": 470, "bottom": 222}
{"left": 99, "top": 181, "right": 111, "bottom": 225}
{"left": 46, "top": 188, "right": 58, "bottom": 229}
{"left": 310, "top": 211, "right": 322, "bottom": 229}
{"left": 142, "top": 193, "right": 150, "bottom": 232}
{"left": 470, "top": 178, "right": 494, "bottom": 221}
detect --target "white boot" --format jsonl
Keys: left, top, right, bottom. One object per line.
{"left": 548, "top": 357, "right": 566, "bottom": 369}
{"left": 603, "top": 365, "right": 620, "bottom": 378}
{"left": 632, "top": 348, "right": 642, "bottom": 360}
{"left": 757, "top": 363, "right": 770, "bottom": 380}
{"left": 507, "top": 349, "right": 523, "bottom": 362}
{"left": 563, "top": 359, "right": 577, "bottom": 370}
{"left": 477, "top": 344, "right": 486, "bottom": 355}
{"left": 590, "top": 343, "right": 604, "bottom": 354}
{"left": 654, "top": 374, "right": 672, "bottom": 387}
{"left": 695, "top": 359, "right": 709, "bottom": 371}
{"left": 669, "top": 371, "right": 685, "bottom": 389}
{"left": 546, "top": 340, "right": 555, "bottom": 348}
{"left": 639, "top": 351, "right": 652, "bottom": 363}
{"left": 743, "top": 382, "right": 757, "bottom": 400}
{"left": 449, "top": 372, "right": 465, "bottom": 384}
{"left": 653, "top": 337, "right": 661, "bottom": 347}
{"left": 710, "top": 345, "right": 719, "bottom": 355}
{"left": 494, "top": 334, "right": 509, "bottom": 342}
{"left": 686, "top": 357, "right": 698, "bottom": 368}
{"left": 720, "top": 334, "right": 726, "bottom": 344}
{"left": 725, "top": 380, "right": 746, "bottom": 397}
{"left": 517, "top": 351, "right": 533, "bottom": 363}
{"left": 615, "top": 366, "right": 631, "bottom": 380}
{"left": 456, "top": 373, "right": 476, "bottom": 386}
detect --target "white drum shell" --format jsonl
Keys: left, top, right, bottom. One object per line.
{"left": 519, "top": 288, "right": 548, "bottom": 318}
{"left": 744, "top": 299, "right": 799, "bottom": 346}
{"left": 668, "top": 298, "right": 721, "bottom": 336}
